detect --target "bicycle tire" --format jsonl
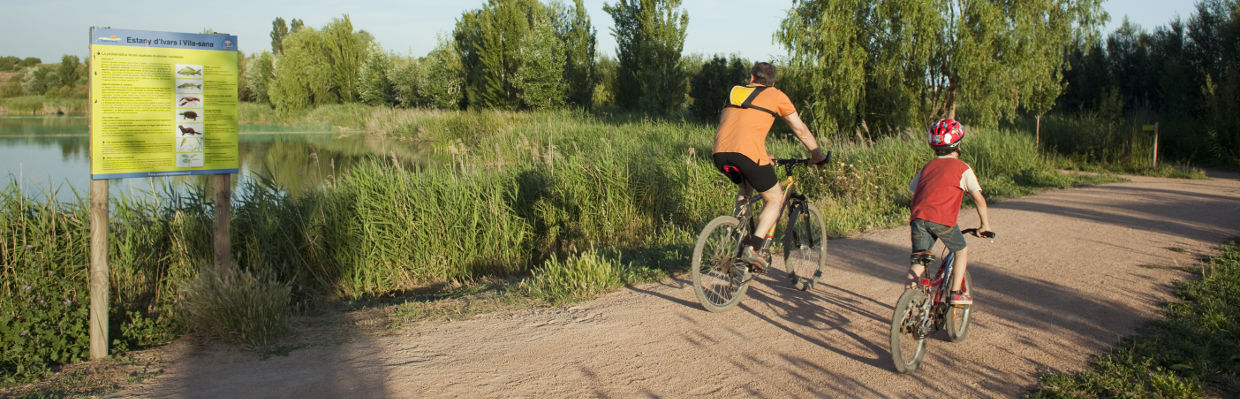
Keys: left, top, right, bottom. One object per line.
{"left": 946, "top": 271, "right": 973, "bottom": 342}
{"left": 691, "top": 215, "right": 751, "bottom": 312}
{"left": 783, "top": 202, "right": 827, "bottom": 291}
{"left": 890, "top": 288, "right": 929, "bottom": 373}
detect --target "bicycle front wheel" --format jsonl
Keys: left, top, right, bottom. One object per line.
{"left": 946, "top": 271, "right": 973, "bottom": 342}
{"left": 691, "top": 215, "right": 751, "bottom": 312}
{"left": 890, "top": 288, "right": 929, "bottom": 373}
{"left": 783, "top": 202, "right": 827, "bottom": 291}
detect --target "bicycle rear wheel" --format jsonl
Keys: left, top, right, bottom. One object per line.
{"left": 691, "top": 215, "right": 751, "bottom": 312}
{"left": 783, "top": 201, "right": 827, "bottom": 291}
{"left": 890, "top": 289, "right": 929, "bottom": 373}
{"left": 946, "top": 271, "right": 973, "bottom": 342}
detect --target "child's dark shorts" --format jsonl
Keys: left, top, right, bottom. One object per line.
{"left": 910, "top": 219, "right": 966, "bottom": 253}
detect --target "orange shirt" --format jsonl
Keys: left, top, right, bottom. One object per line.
{"left": 712, "top": 85, "right": 797, "bottom": 165}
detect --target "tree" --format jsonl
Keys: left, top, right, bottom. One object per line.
{"left": 554, "top": 0, "right": 599, "bottom": 108}
{"left": 778, "top": 0, "right": 939, "bottom": 137}
{"left": 271, "top": 18, "right": 289, "bottom": 54}
{"left": 605, "top": 0, "right": 689, "bottom": 115}
{"left": 55, "top": 55, "right": 85, "bottom": 88}
{"left": 515, "top": 12, "right": 567, "bottom": 109}
{"left": 243, "top": 51, "right": 275, "bottom": 103}
{"left": 688, "top": 55, "right": 748, "bottom": 121}
{"left": 779, "top": 0, "right": 1106, "bottom": 135}
{"left": 17, "top": 57, "right": 41, "bottom": 69}
{"left": 454, "top": 0, "right": 561, "bottom": 110}
{"left": 931, "top": 0, "right": 1107, "bottom": 127}
{"left": 0, "top": 56, "right": 20, "bottom": 72}
{"left": 269, "top": 16, "right": 372, "bottom": 111}
{"left": 358, "top": 47, "right": 396, "bottom": 106}
{"left": 417, "top": 37, "right": 465, "bottom": 109}
{"left": 290, "top": 19, "right": 305, "bottom": 33}
{"left": 21, "top": 65, "right": 55, "bottom": 95}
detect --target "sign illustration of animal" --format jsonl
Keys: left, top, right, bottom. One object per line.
{"left": 177, "top": 125, "right": 201, "bottom": 136}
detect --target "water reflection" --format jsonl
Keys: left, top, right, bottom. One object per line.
{"left": 0, "top": 116, "right": 422, "bottom": 202}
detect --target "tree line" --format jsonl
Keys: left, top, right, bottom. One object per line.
{"left": 0, "top": 55, "right": 87, "bottom": 98}
{"left": 1057, "top": 0, "right": 1239, "bottom": 163}
{"left": 2, "top": 0, "right": 1234, "bottom": 162}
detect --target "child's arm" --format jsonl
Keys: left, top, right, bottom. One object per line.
{"left": 969, "top": 190, "right": 992, "bottom": 233}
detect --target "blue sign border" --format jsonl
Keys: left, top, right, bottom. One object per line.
{"left": 92, "top": 168, "right": 240, "bottom": 180}
{"left": 90, "top": 27, "right": 237, "bottom": 52}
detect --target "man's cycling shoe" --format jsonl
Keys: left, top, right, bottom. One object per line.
{"left": 741, "top": 245, "right": 769, "bottom": 273}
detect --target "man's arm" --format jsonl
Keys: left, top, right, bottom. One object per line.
{"left": 782, "top": 111, "right": 827, "bottom": 163}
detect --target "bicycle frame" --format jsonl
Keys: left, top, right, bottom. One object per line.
{"left": 918, "top": 251, "right": 963, "bottom": 305}
{"left": 731, "top": 161, "right": 810, "bottom": 241}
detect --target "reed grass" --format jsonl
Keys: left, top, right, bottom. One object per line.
{"left": 0, "top": 96, "right": 87, "bottom": 115}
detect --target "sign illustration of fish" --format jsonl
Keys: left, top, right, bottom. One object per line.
{"left": 177, "top": 82, "right": 202, "bottom": 90}
{"left": 177, "top": 66, "right": 201, "bottom": 76}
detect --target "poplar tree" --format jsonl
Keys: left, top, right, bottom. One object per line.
{"left": 555, "top": 0, "right": 599, "bottom": 108}
{"left": 605, "top": 0, "right": 689, "bottom": 115}
{"left": 271, "top": 18, "right": 288, "bottom": 54}
{"left": 688, "top": 55, "right": 748, "bottom": 121}
{"left": 515, "top": 13, "right": 567, "bottom": 109}
{"left": 454, "top": 0, "right": 565, "bottom": 110}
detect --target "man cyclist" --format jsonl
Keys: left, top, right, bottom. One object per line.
{"left": 712, "top": 62, "right": 828, "bottom": 273}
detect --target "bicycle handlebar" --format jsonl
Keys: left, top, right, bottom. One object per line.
{"left": 961, "top": 228, "right": 996, "bottom": 240}
{"left": 771, "top": 151, "right": 832, "bottom": 168}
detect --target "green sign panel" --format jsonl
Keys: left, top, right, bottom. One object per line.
{"left": 89, "top": 27, "right": 239, "bottom": 179}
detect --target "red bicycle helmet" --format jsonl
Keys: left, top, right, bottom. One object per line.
{"left": 928, "top": 118, "right": 965, "bottom": 149}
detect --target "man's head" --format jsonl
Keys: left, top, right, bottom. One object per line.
{"left": 750, "top": 62, "right": 776, "bottom": 86}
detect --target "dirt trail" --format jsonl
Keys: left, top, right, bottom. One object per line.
{"left": 108, "top": 174, "right": 1240, "bottom": 398}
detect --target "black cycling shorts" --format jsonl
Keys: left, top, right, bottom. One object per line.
{"left": 712, "top": 152, "right": 778, "bottom": 192}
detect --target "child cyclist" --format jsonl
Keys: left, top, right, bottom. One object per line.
{"left": 906, "top": 119, "right": 993, "bottom": 305}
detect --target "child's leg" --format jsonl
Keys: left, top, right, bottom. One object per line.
{"left": 908, "top": 220, "right": 935, "bottom": 286}
{"left": 950, "top": 247, "right": 968, "bottom": 292}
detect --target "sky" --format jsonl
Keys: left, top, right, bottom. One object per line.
{"left": 0, "top": 0, "right": 1206, "bottom": 63}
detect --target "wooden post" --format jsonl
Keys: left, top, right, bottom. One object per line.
{"left": 1152, "top": 122, "right": 1159, "bottom": 168}
{"left": 1035, "top": 114, "right": 1041, "bottom": 149}
{"left": 89, "top": 180, "right": 108, "bottom": 360}
{"left": 213, "top": 174, "right": 232, "bottom": 276}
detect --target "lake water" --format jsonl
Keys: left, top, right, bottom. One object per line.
{"left": 0, "top": 116, "right": 422, "bottom": 203}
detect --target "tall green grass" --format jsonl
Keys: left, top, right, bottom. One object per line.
{"left": 2, "top": 106, "right": 1118, "bottom": 387}
{"left": 0, "top": 96, "right": 88, "bottom": 115}
{"left": 1030, "top": 240, "right": 1240, "bottom": 397}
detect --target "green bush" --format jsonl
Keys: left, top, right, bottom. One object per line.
{"left": 181, "top": 268, "right": 292, "bottom": 348}
{"left": 520, "top": 249, "right": 625, "bottom": 304}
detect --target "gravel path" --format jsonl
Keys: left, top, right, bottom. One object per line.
{"left": 109, "top": 174, "right": 1240, "bottom": 398}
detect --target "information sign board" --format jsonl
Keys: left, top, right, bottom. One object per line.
{"left": 89, "top": 27, "right": 239, "bottom": 179}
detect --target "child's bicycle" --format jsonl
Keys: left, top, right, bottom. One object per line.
{"left": 889, "top": 228, "right": 995, "bottom": 373}
{"left": 689, "top": 155, "right": 830, "bottom": 312}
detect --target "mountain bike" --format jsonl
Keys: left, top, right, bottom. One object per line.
{"left": 689, "top": 155, "right": 830, "bottom": 313}
{"left": 889, "top": 228, "right": 995, "bottom": 374}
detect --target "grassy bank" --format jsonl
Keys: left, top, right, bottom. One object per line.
{"left": 1, "top": 106, "right": 1117, "bottom": 386}
{"left": 0, "top": 96, "right": 87, "bottom": 116}
{"left": 1029, "top": 239, "right": 1240, "bottom": 397}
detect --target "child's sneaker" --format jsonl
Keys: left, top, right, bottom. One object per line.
{"left": 949, "top": 290, "right": 972, "bottom": 305}
{"left": 740, "top": 245, "right": 769, "bottom": 272}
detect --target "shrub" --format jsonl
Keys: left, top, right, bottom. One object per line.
{"left": 181, "top": 267, "right": 292, "bottom": 348}
{"left": 520, "top": 249, "right": 625, "bottom": 304}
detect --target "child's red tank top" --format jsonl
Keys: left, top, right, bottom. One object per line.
{"left": 910, "top": 157, "right": 971, "bottom": 226}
